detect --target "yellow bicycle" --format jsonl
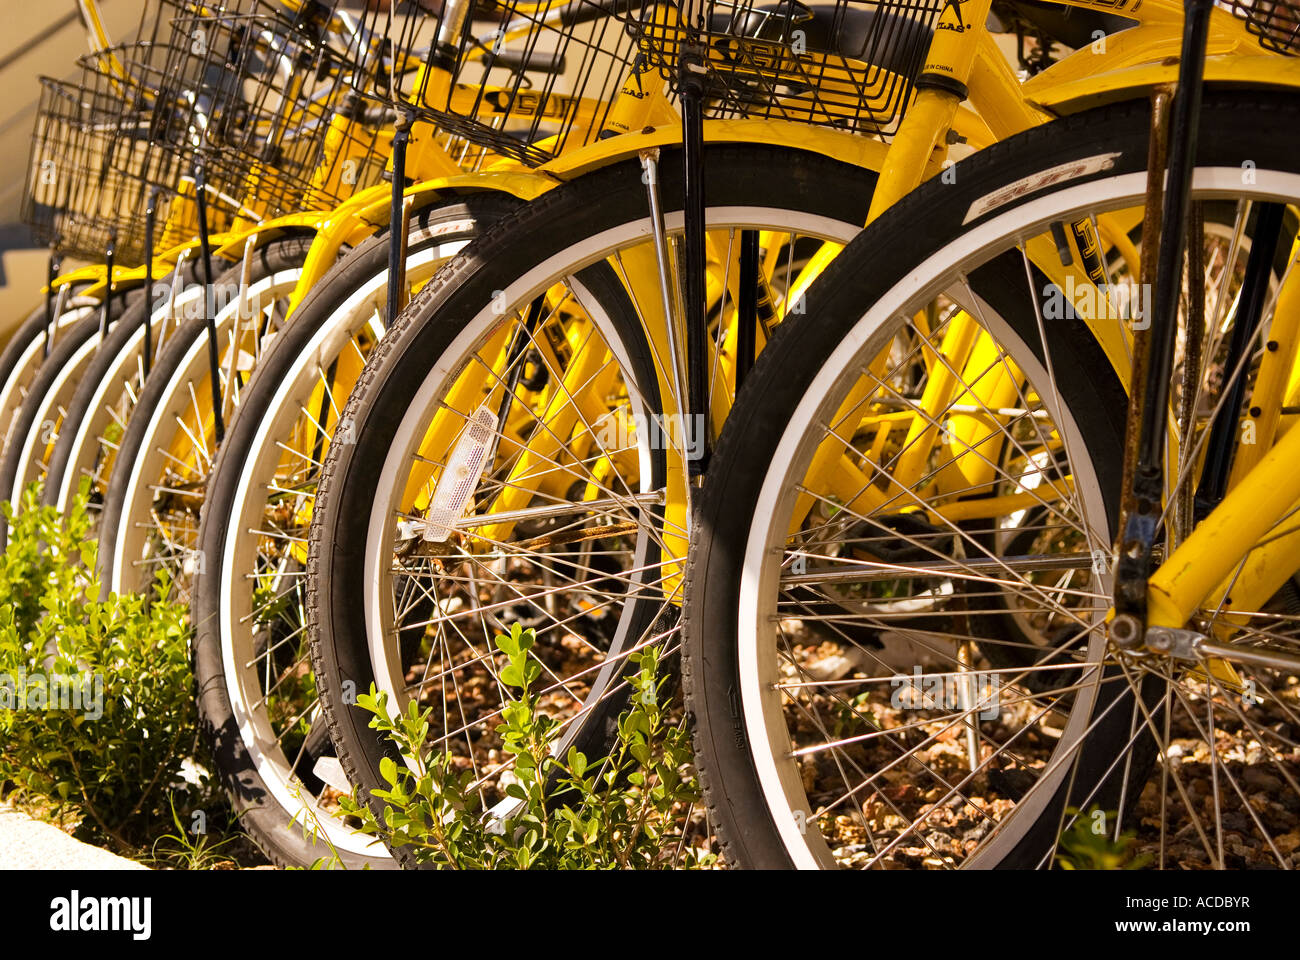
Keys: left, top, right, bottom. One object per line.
{"left": 683, "top": 0, "right": 1300, "bottom": 869}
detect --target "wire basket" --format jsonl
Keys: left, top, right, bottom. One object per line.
{"left": 151, "top": 0, "right": 387, "bottom": 216}
{"left": 355, "top": 0, "right": 642, "bottom": 167}
{"left": 1226, "top": 0, "right": 1300, "bottom": 55}
{"left": 627, "top": 0, "right": 941, "bottom": 135}
{"left": 22, "top": 72, "right": 186, "bottom": 264}
{"left": 19, "top": 0, "right": 240, "bottom": 261}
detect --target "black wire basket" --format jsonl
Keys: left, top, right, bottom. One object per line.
{"left": 627, "top": 0, "right": 942, "bottom": 135}
{"left": 22, "top": 73, "right": 185, "bottom": 264}
{"left": 1226, "top": 0, "right": 1300, "bottom": 55}
{"left": 355, "top": 0, "right": 642, "bottom": 167}
{"left": 151, "top": 0, "right": 387, "bottom": 216}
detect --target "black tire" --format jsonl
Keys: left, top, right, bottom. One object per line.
{"left": 0, "top": 290, "right": 136, "bottom": 544}
{"left": 307, "top": 144, "right": 881, "bottom": 867}
{"left": 41, "top": 258, "right": 209, "bottom": 518}
{"left": 0, "top": 303, "right": 70, "bottom": 436}
{"left": 0, "top": 282, "right": 97, "bottom": 439}
{"left": 96, "top": 236, "right": 313, "bottom": 596}
{"left": 0, "top": 304, "right": 52, "bottom": 366}
{"left": 192, "top": 196, "right": 520, "bottom": 868}
{"left": 685, "top": 91, "right": 1300, "bottom": 869}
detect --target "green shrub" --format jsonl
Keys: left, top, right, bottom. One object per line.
{"left": 337, "top": 624, "right": 712, "bottom": 869}
{"left": 0, "top": 482, "right": 201, "bottom": 851}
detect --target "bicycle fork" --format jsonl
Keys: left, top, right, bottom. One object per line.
{"left": 143, "top": 186, "right": 162, "bottom": 378}
{"left": 193, "top": 161, "right": 226, "bottom": 445}
{"left": 42, "top": 250, "right": 63, "bottom": 359}
{"left": 1109, "top": 0, "right": 1300, "bottom": 674}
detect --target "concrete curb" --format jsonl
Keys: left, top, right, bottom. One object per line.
{"left": 0, "top": 804, "right": 147, "bottom": 870}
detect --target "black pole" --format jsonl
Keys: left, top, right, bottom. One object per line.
{"left": 1112, "top": 0, "right": 1214, "bottom": 627}
{"left": 193, "top": 162, "right": 225, "bottom": 444}
{"left": 1130, "top": 0, "right": 1214, "bottom": 504}
{"left": 99, "top": 229, "right": 117, "bottom": 340}
{"left": 736, "top": 230, "right": 759, "bottom": 389}
{"left": 143, "top": 186, "right": 162, "bottom": 379}
{"left": 43, "top": 251, "right": 61, "bottom": 359}
{"left": 679, "top": 53, "right": 709, "bottom": 476}
{"left": 387, "top": 110, "right": 412, "bottom": 327}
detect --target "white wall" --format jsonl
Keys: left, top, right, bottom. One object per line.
{"left": 0, "top": 2, "right": 142, "bottom": 342}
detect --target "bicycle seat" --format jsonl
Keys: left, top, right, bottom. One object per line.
{"left": 709, "top": 2, "right": 933, "bottom": 81}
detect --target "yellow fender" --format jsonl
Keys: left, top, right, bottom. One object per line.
{"left": 348, "top": 119, "right": 904, "bottom": 230}
{"left": 201, "top": 208, "right": 364, "bottom": 320}
{"left": 212, "top": 211, "right": 329, "bottom": 261}
{"left": 284, "top": 176, "right": 555, "bottom": 315}
{"left": 349, "top": 172, "right": 557, "bottom": 232}
{"left": 1024, "top": 1, "right": 1299, "bottom": 115}
{"left": 545, "top": 118, "right": 904, "bottom": 182}
{"left": 281, "top": 183, "right": 415, "bottom": 315}
{"left": 51, "top": 231, "right": 267, "bottom": 299}
{"left": 1028, "top": 53, "right": 1300, "bottom": 116}
{"left": 283, "top": 121, "right": 902, "bottom": 316}
{"left": 80, "top": 265, "right": 169, "bottom": 300}
{"left": 48, "top": 264, "right": 111, "bottom": 296}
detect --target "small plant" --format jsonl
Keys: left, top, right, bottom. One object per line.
{"left": 1055, "top": 805, "right": 1151, "bottom": 870}
{"left": 149, "top": 795, "right": 242, "bottom": 870}
{"left": 0, "top": 481, "right": 205, "bottom": 851}
{"left": 833, "top": 690, "right": 877, "bottom": 739}
{"left": 338, "top": 624, "right": 712, "bottom": 869}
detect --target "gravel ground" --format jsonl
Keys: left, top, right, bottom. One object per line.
{"left": 0, "top": 803, "right": 146, "bottom": 870}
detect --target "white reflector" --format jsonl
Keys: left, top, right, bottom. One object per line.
{"left": 311, "top": 756, "right": 351, "bottom": 795}
{"left": 422, "top": 403, "right": 497, "bottom": 542}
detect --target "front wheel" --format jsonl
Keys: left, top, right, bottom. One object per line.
{"left": 192, "top": 196, "right": 520, "bottom": 867}
{"left": 686, "top": 92, "right": 1300, "bottom": 870}
{"left": 307, "top": 144, "right": 881, "bottom": 866}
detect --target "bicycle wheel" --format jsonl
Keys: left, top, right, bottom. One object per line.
{"left": 0, "top": 289, "right": 137, "bottom": 534}
{"left": 192, "top": 195, "right": 520, "bottom": 867}
{"left": 0, "top": 295, "right": 99, "bottom": 459}
{"left": 686, "top": 91, "right": 1300, "bottom": 869}
{"left": 97, "top": 235, "right": 314, "bottom": 599}
{"left": 308, "top": 144, "right": 879, "bottom": 866}
{"left": 41, "top": 258, "right": 209, "bottom": 524}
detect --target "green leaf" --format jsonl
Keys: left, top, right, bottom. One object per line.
{"left": 499, "top": 661, "right": 527, "bottom": 689}
{"left": 567, "top": 747, "right": 587, "bottom": 779}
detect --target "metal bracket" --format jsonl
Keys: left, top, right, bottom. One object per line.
{"left": 44, "top": 256, "right": 67, "bottom": 359}
{"left": 99, "top": 228, "right": 118, "bottom": 341}
{"left": 677, "top": 47, "right": 711, "bottom": 477}
{"left": 387, "top": 109, "right": 414, "bottom": 327}
{"left": 194, "top": 160, "right": 226, "bottom": 445}
{"left": 163, "top": 248, "right": 193, "bottom": 348}
{"left": 43, "top": 252, "right": 62, "bottom": 359}
{"left": 222, "top": 233, "right": 260, "bottom": 426}
{"left": 1143, "top": 625, "right": 1204, "bottom": 661}
{"left": 142, "top": 185, "right": 162, "bottom": 377}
